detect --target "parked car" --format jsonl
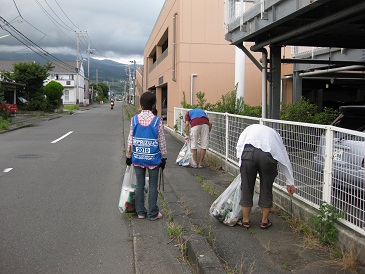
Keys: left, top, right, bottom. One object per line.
{"left": 0, "top": 101, "right": 18, "bottom": 114}
{"left": 314, "top": 106, "right": 365, "bottom": 217}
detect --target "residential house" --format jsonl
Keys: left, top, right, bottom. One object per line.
{"left": 45, "top": 61, "right": 85, "bottom": 105}
{"left": 0, "top": 60, "right": 30, "bottom": 104}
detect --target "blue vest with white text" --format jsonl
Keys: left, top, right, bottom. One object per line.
{"left": 132, "top": 115, "right": 161, "bottom": 166}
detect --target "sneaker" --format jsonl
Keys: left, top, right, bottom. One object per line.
{"left": 149, "top": 212, "right": 163, "bottom": 221}
{"left": 190, "top": 162, "right": 198, "bottom": 168}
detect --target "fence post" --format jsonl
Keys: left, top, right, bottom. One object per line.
{"left": 322, "top": 126, "right": 334, "bottom": 204}
{"left": 179, "top": 109, "right": 184, "bottom": 135}
{"left": 225, "top": 113, "right": 229, "bottom": 160}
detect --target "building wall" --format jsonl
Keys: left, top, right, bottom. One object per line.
{"left": 144, "top": 0, "right": 237, "bottom": 127}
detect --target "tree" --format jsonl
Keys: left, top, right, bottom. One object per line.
{"left": 44, "top": 81, "right": 64, "bottom": 110}
{"left": 11, "top": 62, "right": 54, "bottom": 101}
{"left": 98, "top": 82, "right": 110, "bottom": 98}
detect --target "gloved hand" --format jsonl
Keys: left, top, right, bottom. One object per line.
{"left": 126, "top": 157, "right": 132, "bottom": 166}
{"left": 160, "top": 158, "right": 167, "bottom": 170}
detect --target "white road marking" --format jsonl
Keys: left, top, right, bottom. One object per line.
{"left": 3, "top": 168, "right": 13, "bottom": 173}
{"left": 51, "top": 131, "right": 73, "bottom": 144}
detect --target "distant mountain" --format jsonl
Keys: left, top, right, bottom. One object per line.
{"left": 0, "top": 52, "right": 130, "bottom": 83}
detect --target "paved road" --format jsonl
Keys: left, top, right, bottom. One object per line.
{"left": 0, "top": 103, "right": 134, "bottom": 273}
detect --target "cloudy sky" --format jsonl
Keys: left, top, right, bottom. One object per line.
{"left": 0, "top": 0, "right": 165, "bottom": 64}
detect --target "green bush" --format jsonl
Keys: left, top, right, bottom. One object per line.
{"left": 181, "top": 90, "right": 337, "bottom": 125}
{"left": 26, "top": 95, "right": 48, "bottom": 111}
{"left": 44, "top": 81, "right": 64, "bottom": 110}
{"left": 281, "top": 97, "right": 339, "bottom": 125}
{"left": 0, "top": 108, "right": 10, "bottom": 120}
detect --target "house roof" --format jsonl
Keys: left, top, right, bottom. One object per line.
{"left": 49, "top": 61, "right": 78, "bottom": 74}
{"left": 0, "top": 60, "right": 35, "bottom": 72}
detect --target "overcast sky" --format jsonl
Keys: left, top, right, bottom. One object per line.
{"left": 0, "top": 0, "right": 165, "bottom": 64}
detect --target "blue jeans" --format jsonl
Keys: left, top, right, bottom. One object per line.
{"left": 134, "top": 166, "right": 160, "bottom": 219}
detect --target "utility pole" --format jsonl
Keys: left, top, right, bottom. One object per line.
{"left": 87, "top": 45, "right": 95, "bottom": 81}
{"left": 76, "top": 31, "right": 86, "bottom": 105}
{"left": 129, "top": 60, "right": 136, "bottom": 105}
{"left": 76, "top": 31, "right": 80, "bottom": 105}
{"left": 87, "top": 44, "right": 95, "bottom": 105}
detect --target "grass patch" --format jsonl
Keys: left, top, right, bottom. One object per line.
{"left": 63, "top": 105, "right": 79, "bottom": 112}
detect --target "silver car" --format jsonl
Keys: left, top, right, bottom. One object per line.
{"left": 314, "top": 106, "right": 365, "bottom": 220}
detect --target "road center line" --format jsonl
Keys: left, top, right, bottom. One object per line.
{"left": 51, "top": 131, "right": 73, "bottom": 144}
{"left": 3, "top": 168, "right": 13, "bottom": 173}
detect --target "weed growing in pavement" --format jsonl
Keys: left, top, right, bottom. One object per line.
{"left": 159, "top": 192, "right": 173, "bottom": 222}
{"left": 207, "top": 222, "right": 216, "bottom": 247}
{"left": 167, "top": 222, "right": 185, "bottom": 240}
{"left": 311, "top": 202, "right": 342, "bottom": 245}
{"left": 124, "top": 108, "right": 132, "bottom": 120}
{"left": 196, "top": 176, "right": 219, "bottom": 198}
{"left": 178, "top": 198, "right": 191, "bottom": 216}
{"left": 193, "top": 225, "right": 205, "bottom": 236}
{"left": 205, "top": 154, "right": 223, "bottom": 171}
{"left": 159, "top": 192, "right": 189, "bottom": 260}
{"left": 282, "top": 262, "right": 290, "bottom": 270}
{"left": 123, "top": 213, "right": 133, "bottom": 221}
{"left": 336, "top": 243, "right": 359, "bottom": 270}
{"left": 279, "top": 203, "right": 360, "bottom": 271}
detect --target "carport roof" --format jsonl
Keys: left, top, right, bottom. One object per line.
{"left": 226, "top": 0, "right": 365, "bottom": 51}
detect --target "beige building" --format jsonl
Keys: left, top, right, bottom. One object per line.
{"left": 141, "top": 0, "right": 263, "bottom": 128}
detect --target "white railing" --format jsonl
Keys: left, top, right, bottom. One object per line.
{"left": 174, "top": 107, "right": 365, "bottom": 236}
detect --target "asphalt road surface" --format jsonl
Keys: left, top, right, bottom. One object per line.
{"left": 0, "top": 102, "right": 134, "bottom": 273}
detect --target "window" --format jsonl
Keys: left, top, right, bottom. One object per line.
{"left": 64, "top": 90, "right": 69, "bottom": 102}
{"left": 66, "top": 81, "right": 71, "bottom": 85}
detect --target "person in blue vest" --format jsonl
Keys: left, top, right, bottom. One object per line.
{"left": 185, "top": 108, "right": 212, "bottom": 168}
{"left": 126, "top": 92, "right": 167, "bottom": 221}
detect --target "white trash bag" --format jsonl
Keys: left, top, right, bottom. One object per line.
{"left": 118, "top": 165, "right": 137, "bottom": 213}
{"left": 209, "top": 174, "right": 242, "bottom": 226}
{"left": 176, "top": 141, "right": 193, "bottom": 166}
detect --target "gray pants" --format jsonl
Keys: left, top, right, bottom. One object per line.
{"left": 240, "top": 146, "right": 278, "bottom": 208}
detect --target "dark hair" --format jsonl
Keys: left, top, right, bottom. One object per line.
{"left": 140, "top": 92, "right": 157, "bottom": 112}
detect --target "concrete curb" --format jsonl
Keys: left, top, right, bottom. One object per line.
{"left": 183, "top": 232, "right": 225, "bottom": 274}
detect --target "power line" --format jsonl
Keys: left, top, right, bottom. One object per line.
{"left": 0, "top": 16, "right": 83, "bottom": 76}
{"left": 54, "top": 0, "right": 80, "bottom": 30}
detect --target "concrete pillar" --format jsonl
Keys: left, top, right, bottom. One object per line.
{"left": 270, "top": 46, "right": 281, "bottom": 119}
{"left": 293, "top": 70, "right": 302, "bottom": 103}
{"left": 235, "top": 47, "right": 245, "bottom": 99}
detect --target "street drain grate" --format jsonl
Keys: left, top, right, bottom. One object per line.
{"left": 16, "top": 154, "right": 42, "bottom": 159}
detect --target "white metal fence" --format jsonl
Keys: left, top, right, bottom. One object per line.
{"left": 174, "top": 108, "right": 365, "bottom": 236}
